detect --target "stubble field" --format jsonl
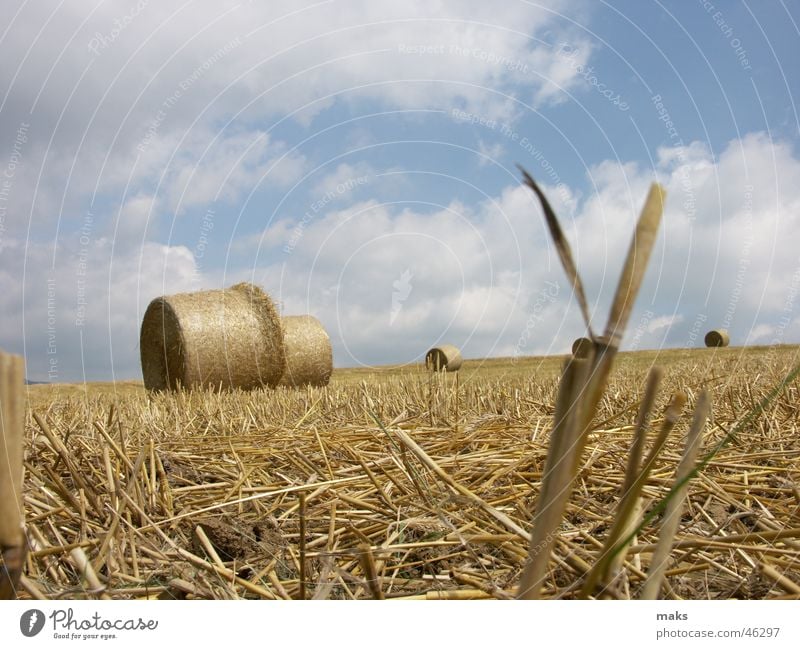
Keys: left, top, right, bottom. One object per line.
{"left": 16, "top": 345, "right": 800, "bottom": 600}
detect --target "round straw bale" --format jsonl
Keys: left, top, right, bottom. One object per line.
{"left": 572, "top": 337, "right": 593, "bottom": 359}
{"left": 704, "top": 329, "right": 730, "bottom": 348}
{"left": 279, "top": 315, "right": 333, "bottom": 387}
{"left": 425, "top": 344, "right": 463, "bottom": 372}
{"left": 140, "top": 282, "right": 285, "bottom": 391}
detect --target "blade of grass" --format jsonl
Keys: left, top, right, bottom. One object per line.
{"left": 514, "top": 180, "right": 666, "bottom": 600}
{"left": 580, "top": 391, "right": 687, "bottom": 598}
{"left": 572, "top": 184, "right": 667, "bottom": 476}
{"left": 606, "top": 362, "right": 800, "bottom": 573}
{"left": 602, "top": 366, "right": 664, "bottom": 592}
{"left": 640, "top": 390, "right": 709, "bottom": 599}
{"left": 516, "top": 357, "right": 589, "bottom": 599}
{"left": 518, "top": 166, "right": 594, "bottom": 339}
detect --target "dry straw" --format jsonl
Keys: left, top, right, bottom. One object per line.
{"left": 17, "top": 348, "right": 800, "bottom": 601}
{"left": 425, "top": 345, "right": 463, "bottom": 372}
{"left": 571, "top": 337, "right": 593, "bottom": 358}
{"left": 704, "top": 329, "right": 730, "bottom": 347}
{"left": 279, "top": 316, "right": 333, "bottom": 387}
{"left": 516, "top": 171, "right": 677, "bottom": 599}
{"left": 140, "top": 282, "right": 285, "bottom": 391}
{"left": 0, "top": 349, "right": 25, "bottom": 599}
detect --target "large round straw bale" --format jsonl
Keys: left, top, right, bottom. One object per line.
{"left": 704, "top": 329, "right": 730, "bottom": 348}
{"left": 279, "top": 315, "right": 333, "bottom": 387}
{"left": 572, "top": 337, "right": 593, "bottom": 359}
{"left": 140, "top": 282, "right": 285, "bottom": 391}
{"left": 425, "top": 344, "right": 463, "bottom": 372}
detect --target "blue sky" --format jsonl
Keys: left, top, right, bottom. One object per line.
{"left": 1, "top": 0, "right": 798, "bottom": 381}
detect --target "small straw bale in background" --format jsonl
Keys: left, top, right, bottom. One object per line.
{"left": 425, "top": 344, "right": 463, "bottom": 372}
{"left": 704, "top": 329, "right": 730, "bottom": 348}
{"left": 279, "top": 315, "right": 334, "bottom": 387}
{"left": 572, "top": 337, "right": 593, "bottom": 358}
{"left": 140, "top": 282, "right": 285, "bottom": 391}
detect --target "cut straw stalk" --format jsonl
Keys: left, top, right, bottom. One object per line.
{"left": 760, "top": 563, "right": 800, "bottom": 595}
{"left": 358, "top": 543, "right": 384, "bottom": 599}
{"left": 604, "top": 185, "right": 667, "bottom": 346}
{"left": 392, "top": 589, "right": 497, "bottom": 600}
{"left": 579, "top": 391, "right": 687, "bottom": 598}
{"left": 387, "top": 427, "right": 530, "bottom": 540}
{"left": 601, "top": 366, "right": 664, "bottom": 592}
{"left": 69, "top": 547, "right": 110, "bottom": 600}
{"left": 193, "top": 525, "right": 239, "bottom": 599}
{"left": 640, "top": 390, "right": 709, "bottom": 599}
{"left": 518, "top": 167, "right": 595, "bottom": 339}
{"left": 515, "top": 176, "right": 667, "bottom": 600}
{"left": 299, "top": 492, "right": 307, "bottom": 600}
{"left": 0, "top": 350, "right": 25, "bottom": 600}
{"left": 629, "top": 527, "right": 800, "bottom": 553}
{"left": 516, "top": 357, "right": 589, "bottom": 599}
{"left": 576, "top": 183, "right": 667, "bottom": 458}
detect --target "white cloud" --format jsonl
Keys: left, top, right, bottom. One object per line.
{"left": 3, "top": 2, "right": 799, "bottom": 378}
{"left": 310, "top": 162, "right": 376, "bottom": 200}
{"left": 0, "top": 0, "right": 587, "bottom": 228}
{"left": 746, "top": 323, "right": 777, "bottom": 344}
{"left": 477, "top": 139, "right": 506, "bottom": 166}
{"left": 1, "top": 232, "right": 198, "bottom": 381}
{"left": 6, "top": 129, "right": 800, "bottom": 379}
{"left": 531, "top": 38, "right": 595, "bottom": 106}
{"left": 110, "top": 193, "right": 157, "bottom": 249}
{"left": 241, "top": 132, "right": 800, "bottom": 367}
{"left": 647, "top": 314, "right": 683, "bottom": 333}
{"left": 7, "top": 130, "right": 799, "bottom": 378}
{"left": 163, "top": 129, "right": 306, "bottom": 214}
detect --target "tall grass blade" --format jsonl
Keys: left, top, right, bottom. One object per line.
{"left": 518, "top": 165, "right": 595, "bottom": 339}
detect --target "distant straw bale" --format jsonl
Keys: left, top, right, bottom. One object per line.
{"left": 140, "top": 282, "right": 285, "bottom": 391}
{"left": 704, "top": 329, "right": 730, "bottom": 348}
{"left": 279, "top": 315, "right": 333, "bottom": 387}
{"left": 425, "top": 344, "right": 463, "bottom": 372}
{"left": 572, "top": 337, "right": 593, "bottom": 358}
